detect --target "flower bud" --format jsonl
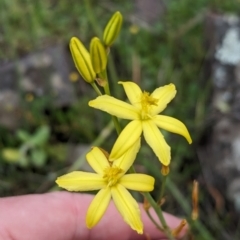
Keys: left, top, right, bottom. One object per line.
{"left": 143, "top": 197, "right": 151, "bottom": 211}
{"left": 192, "top": 180, "right": 199, "bottom": 220}
{"left": 171, "top": 219, "right": 187, "bottom": 237}
{"left": 103, "top": 11, "right": 123, "bottom": 47}
{"left": 161, "top": 165, "right": 170, "bottom": 176}
{"left": 90, "top": 37, "right": 107, "bottom": 73}
{"left": 69, "top": 37, "right": 96, "bottom": 83}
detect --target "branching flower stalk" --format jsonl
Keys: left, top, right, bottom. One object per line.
{"left": 56, "top": 10, "right": 193, "bottom": 239}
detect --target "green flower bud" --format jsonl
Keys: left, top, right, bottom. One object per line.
{"left": 90, "top": 37, "right": 107, "bottom": 74}
{"left": 103, "top": 11, "right": 123, "bottom": 47}
{"left": 69, "top": 37, "right": 96, "bottom": 83}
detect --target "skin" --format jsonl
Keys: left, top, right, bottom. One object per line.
{"left": 0, "top": 192, "right": 187, "bottom": 240}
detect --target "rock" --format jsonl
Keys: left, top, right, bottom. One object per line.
{"left": 17, "top": 44, "right": 77, "bottom": 107}
{"left": 0, "top": 61, "right": 21, "bottom": 130}
{"left": 199, "top": 12, "right": 240, "bottom": 212}
{"left": 0, "top": 44, "right": 79, "bottom": 129}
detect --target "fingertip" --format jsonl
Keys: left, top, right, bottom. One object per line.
{"left": 54, "top": 192, "right": 188, "bottom": 240}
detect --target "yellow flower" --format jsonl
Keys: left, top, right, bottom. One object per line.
{"left": 89, "top": 81, "right": 192, "bottom": 166}
{"left": 56, "top": 139, "right": 154, "bottom": 234}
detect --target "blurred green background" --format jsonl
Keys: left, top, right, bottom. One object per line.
{"left": 0, "top": 0, "right": 240, "bottom": 239}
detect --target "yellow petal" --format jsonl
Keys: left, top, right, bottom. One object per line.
{"left": 86, "top": 147, "right": 110, "bottom": 174}
{"left": 142, "top": 120, "right": 171, "bottom": 166}
{"left": 109, "top": 120, "right": 142, "bottom": 161}
{"left": 150, "top": 83, "right": 176, "bottom": 115}
{"left": 111, "top": 185, "right": 143, "bottom": 234}
{"left": 86, "top": 187, "right": 111, "bottom": 228}
{"left": 119, "top": 174, "right": 154, "bottom": 192}
{"left": 119, "top": 81, "right": 142, "bottom": 108}
{"left": 112, "top": 138, "right": 141, "bottom": 173}
{"left": 153, "top": 115, "right": 192, "bottom": 144}
{"left": 89, "top": 95, "right": 139, "bottom": 120}
{"left": 56, "top": 171, "right": 106, "bottom": 191}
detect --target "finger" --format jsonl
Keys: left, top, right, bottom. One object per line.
{"left": 0, "top": 192, "right": 187, "bottom": 240}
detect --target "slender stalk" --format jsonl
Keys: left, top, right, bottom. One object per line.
{"left": 111, "top": 116, "right": 121, "bottom": 135}
{"left": 68, "top": 121, "right": 114, "bottom": 171}
{"left": 50, "top": 121, "right": 115, "bottom": 192}
{"left": 84, "top": 0, "right": 102, "bottom": 36}
{"left": 143, "top": 192, "right": 175, "bottom": 240}
{"left": 91, "top": 82, "right": 102, "bottom": 96}
{"left": 146, "top": 209, "right": 163, "bottom": 231}
{"left": 99, "top": 70, "right": 122, "bottom": 135}
{"left": 83, "top": 0, "right": 122, "bottom": 136}
{"left": 100, "top": 70, "right": 111, "bottom": 95}
{"left": 159, "top": 175, "right": 167, "bottom": 202}
{"left": 167, "top": 179, "right": 214, "bottom": 240}
{"left": 129, "top": 166, "right": 172, "bottom": 238}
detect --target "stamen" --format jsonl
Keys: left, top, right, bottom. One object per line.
{"left": 103, "top": 166, "right": 123, "bottom": 187}
{"left": 140, "top": 91, "right": 158, "bottom": 120}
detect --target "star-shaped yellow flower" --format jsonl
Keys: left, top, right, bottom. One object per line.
{"left": 89, "top": 81, "right": 192, "bottom": 166}
{"left": 56, "top": 139, "right": 154, "bottom": 234}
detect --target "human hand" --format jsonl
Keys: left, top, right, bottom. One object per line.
{"left": 0, "top": 192, "right": 187, "bottom": 240}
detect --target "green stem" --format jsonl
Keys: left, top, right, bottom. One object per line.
{"left": 101, "top": 71, "right": 112, "bottom": 98}
{"left": 129, "top": 166, "right": 172, "bottom": 238}
{"left": 84, "top": 0, "right": 121, "bottom": 136}
{"left": 84, "top": 0, "right": 102, "bottom": 36}
{"left": 111, "top": 116, "right": 121, "bottom": 135}
{"left": 100, "top": 69, "right": 111, "bottom": 95}
{"left": 166, "top": 179, "right": 214, "bottom": 240}
{"left": 68, "top": 122, "right": 114, "bottom": 171}
{"left": 50, "top": 121, "right": 115, "bottom": 192}
{"left": 103, "top": 82, "right": 111, "bottom": 95}
{"left": 143, "top": 192, "right": 175, "bottom": 240}
{"left": 99, "top": 70, "right": 121, "bottom": 135}
{"left": 159, "top": 175, "right": 167, "bottom": 202}
{"left": 146, "top": 209, "right": 163, "bottom": 231}
{"left": 91, "top": 82, "right": 102, "bottom": 96}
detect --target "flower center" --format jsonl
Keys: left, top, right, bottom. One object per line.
{"left": 140, "top": 91, "right": 158, "bottom": 120}
{"left": 103, "top": 166, "right": 123, "bottom": 187}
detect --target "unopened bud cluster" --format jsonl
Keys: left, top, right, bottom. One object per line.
{"left": 69, "top": 11, "right": 123, "bottom": 84}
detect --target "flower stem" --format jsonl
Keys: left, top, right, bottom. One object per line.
{"left": 100, "top": 70, "right": 121, "bottom": 135}
{"left": 143, "top": 192, "right": 175, "bottom": 240}
{"left": 91, "top": 82, "right": 102, "bottom": 96}
{"left": 84, "top": 0, "right": 102, "bottom": 36}
{"left": 159, "top": 175, "right": 167, "bottom": 202}
{"left": 111, "top": 116, "right": 121, "bottom": 135}
{"left": 129, "top": 166, "right": 173, "bottom": 239}
{"left": 146, "top": 209, "right": 163, "bottom": 231}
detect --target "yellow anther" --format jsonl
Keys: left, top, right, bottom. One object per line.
{"left": 140, "top": 91, "right": 158, "bottom": 120}
{"left": 103, "top": 166, "right": 123, "bottom": 187}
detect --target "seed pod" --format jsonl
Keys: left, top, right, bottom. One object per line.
{"left": 103, "top": 11, "right": 123, "bottom": 47}
{"left": 90, "top": 37, "right": 107, "bottom": 73}
{"left": 69, "top": 37, "right": 96, "bottom": 83}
